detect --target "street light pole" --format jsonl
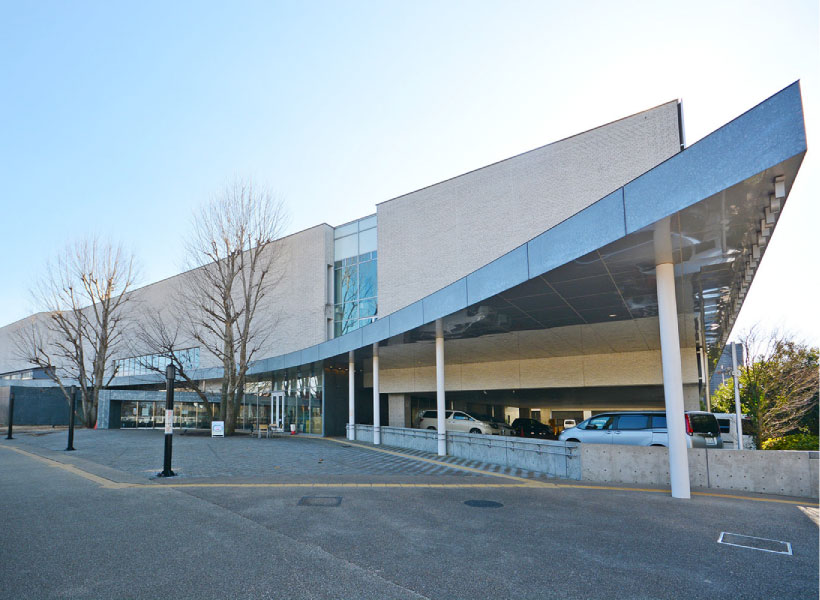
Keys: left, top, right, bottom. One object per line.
{"left": 66, "top": 386, "right": 76, "bottom": 451}
{"left": 159, "top": 364, "right": 176, "bottom": 477}
{"left": 5, "top": 390, "right": 14, "bottom": 439}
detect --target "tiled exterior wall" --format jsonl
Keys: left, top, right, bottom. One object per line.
{"left": 377, "top": 102, "right": 681, "bottom": 316}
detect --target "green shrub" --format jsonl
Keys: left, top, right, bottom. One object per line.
{"left": 761, "top": 434, "right": 819, "bottom": 451}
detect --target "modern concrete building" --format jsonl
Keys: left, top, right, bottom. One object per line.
{"left": 0, "top": 83, "right": 808, "bottom": 496}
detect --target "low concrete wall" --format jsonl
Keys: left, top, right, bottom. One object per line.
{"left": 352, "top": 425, "right": 818, "bottom": 498}
{"left": 353, "top": 425, "right": 579, "bottom": 480}
{"left": 706, "top": 449, "right": 819, "bottom": 498}
{"left": 580, "top": 444, "right": 819, "bottom": 499}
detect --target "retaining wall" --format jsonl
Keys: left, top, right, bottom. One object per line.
{"left": 354, "top": 425, "right": 819, "bottom": 498}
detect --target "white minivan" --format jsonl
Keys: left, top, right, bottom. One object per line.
{"left": 417, "top": 410, "right": 500, "bottom": 435}
{"left": 713, "top": 413, "right": 755, "bottom": 449}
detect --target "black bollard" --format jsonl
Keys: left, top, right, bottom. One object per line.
{"left": 66, "top": 386, "right": 76, "bottom": 451}
{"left": 5, "top": 390, "right": 14, "bottom": 440}
{"left": 158, "top": 364, "right": 176, "bottom": 477}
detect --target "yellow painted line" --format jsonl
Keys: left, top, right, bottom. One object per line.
{"left": 322, "top": 437, "right": 551, "bottom": 486}
{"left": 4, "top": 442, "right": 817, "bottom": 506}
{"left": 154, "top": 482, "right": 531, "bottom": 489}
{"left": 0, "top": 445, "right": 128, "bottom": 490}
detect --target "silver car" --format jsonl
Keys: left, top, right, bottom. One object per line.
{"left": 417, "top": 410, "right": 501, "bottom": 435}
{"left": 558, "top": 411, "right": 723, "bottom": 448}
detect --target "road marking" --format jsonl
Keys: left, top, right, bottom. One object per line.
{"left": 322, "top": 437, "right": 552, "bottom": 486}
{"left": 0, "top": 445, "right": 128, "bottom": 489}
{"left": 717, "top": 532, "right": 792, "bottom": 555}
{"left": 3, "top": 441, "right": 818, "bottom": 507}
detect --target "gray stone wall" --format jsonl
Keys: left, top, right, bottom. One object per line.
{"left": 377, "top": 101, "right": 681, "bottom": 316}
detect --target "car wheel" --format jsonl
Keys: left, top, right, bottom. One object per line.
{"left": 650, "top": 444, "right": 665, "bottom": 447}
{"left": 469, "top": 428, "right": 481, "bottom": 434}
{"left": 427, "top": 426, "right": 436, "bottom": 430}
{"left": 566, "top": 438, "right": 580, "bottom": 443}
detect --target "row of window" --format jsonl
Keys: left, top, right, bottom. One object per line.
{"left": 114, "top": 347, "right": 200, "bottom": 377}
{"left": 1, "top": 369, "right": 33, "bottom": 380}
{"left": 333, "top": 216, "right": 378, "bottom": 338}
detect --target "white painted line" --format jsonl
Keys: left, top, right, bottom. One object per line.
{"left": 717, "top": 532, "right": 792, "bottom": 555}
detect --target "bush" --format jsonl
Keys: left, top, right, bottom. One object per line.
{"left": 761, "top": 434, "right": 819, "bottom": 451}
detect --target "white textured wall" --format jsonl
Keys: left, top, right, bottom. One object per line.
{"left": 120, "top": 224, "right": 333, "bottom": 369}
{"left": 0, "top": 225, "right": 334, "bottom": 375}
{"left": 366, "top": 347, "right": 698, "bottom": 393}
{"left": 377, "top": 101, "right": 681, "bottom": 316}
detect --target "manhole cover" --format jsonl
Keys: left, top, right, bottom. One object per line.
{"left": 718, "top": 532, "right": 792, "bottom": 555}
{"left": 298, "top": 496, "right": 342, "bottom": 507}
{"left": 464, "top": 500, "right": 503, "bottom": 508}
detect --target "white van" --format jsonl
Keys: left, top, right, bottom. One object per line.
{"left": 713, "top": 413, "right": 755, "bottom": 449}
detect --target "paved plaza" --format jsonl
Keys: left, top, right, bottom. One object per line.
{"left": 0, "top": 429, "right": 817, "bottom": 599}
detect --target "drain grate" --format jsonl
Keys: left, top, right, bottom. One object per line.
{"left": 464, "top": 500, "right": 503, "bottom": 508}
{"left": 718, "top": 532, "right": 792, "bottom": 555}
{"left": 298, "top": 496, "right": 342, "bottom": 507}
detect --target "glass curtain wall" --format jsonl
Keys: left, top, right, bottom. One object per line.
{"left": 334, "top": 215, "right": 377, "bottom": 337}
{"left": 237, "top": 380, "right": 273, "bottom": 431}
{"left": 275, "top": 366, "right": 323, "bottom": 434}
{"left": 119, "top": 401, "right": 211, "bottom": 429}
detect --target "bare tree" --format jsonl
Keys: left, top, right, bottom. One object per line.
{"left": 15, "top": 239, "right": 137, "bottom": 427}
{"left": 180, "top": 180, "right": 287, "bottom": 435}
{"left": 128, "top": 309, "right": 214, "bottom": 426}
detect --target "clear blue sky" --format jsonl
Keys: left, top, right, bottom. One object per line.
{"left": 1, "top": 0, "right": 818, "bottom": 345}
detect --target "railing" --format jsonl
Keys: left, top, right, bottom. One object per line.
{"left": 353, "top": 425, "right": 580, "bottom": 480}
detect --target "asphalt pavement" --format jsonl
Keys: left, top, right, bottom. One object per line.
{"left": 0, "top": 429, "right": 817, "bottom": 599}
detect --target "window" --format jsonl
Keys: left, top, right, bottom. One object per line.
{"left": 115, "top": 347, "right": 200, "bottom": 377}
{"left": 333, "top": 215, "right": 377, "bottom": 337}
{"left": 615, "top": 415, "right": 649, "bottom": 430}
{"left": 651, "top": 415, "right": 667, "bottom": 428}
{"left": 586, "top": 416, "right": 613, "bottom": 430}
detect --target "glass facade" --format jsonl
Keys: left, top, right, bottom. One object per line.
{"left": 276, "top": 367, "right": 323, "bottom": 434}
{"left": 120, "top": 400, "right": 213, "bottom": 429}
{"left": 334, "top": 215, "right": 377, "bottom": 337}
{"left": 114, "top": 347, "right": 200, "bottom": 377}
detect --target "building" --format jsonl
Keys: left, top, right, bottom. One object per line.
{"left": 0, "top": 83, "right": 808, "bottom": 492}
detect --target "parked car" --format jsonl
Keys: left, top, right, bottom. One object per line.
{"left": 417, "top": 410, "right": 501, "bottom": 435}
{"left": 713, "top": 413, "right": 755, "bottom": 449}
{"left": 558, "top": 411, "right": 723, "bottom": 448}
{"left": 510, "top": 418, "right": 557, "bottom": 439}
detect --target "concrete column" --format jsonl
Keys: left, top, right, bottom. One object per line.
{"left": 348, "top": 350, "right": 355, "bottom": 441}
{"left": 373, "top": 342, "right": 380, "bottom": 445}
{"left": 388, "top": 394, "right": 410, "bottom": 428}
{"left": 655, "top": 218, "right": 691, "bottom": 499}
{"left": 435, "top": 319, "right": 446, "bottom": 456}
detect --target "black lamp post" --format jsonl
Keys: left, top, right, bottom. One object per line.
{"left": 5, "top": 390, "right": 13, "bottom": 440}
{"left": 158, "top": 364, "right": 176, "bottom": 477}
{"left": 66, "top": 385, "right": 76, "bottom": 451}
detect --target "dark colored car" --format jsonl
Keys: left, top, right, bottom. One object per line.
{"left": 511, "top": 418, "right": 557, "bottom": 439}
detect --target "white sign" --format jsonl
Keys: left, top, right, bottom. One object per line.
{"left": 164, "top": 409, "right": 173, "bottom": 434}
{"left": 211, "top": 421, "right": 225, "bottom": 437}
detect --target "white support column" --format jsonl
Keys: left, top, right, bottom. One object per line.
{"left": 731, "top": 343, "right": 743, "bottom": 450}
{"left": 348, "top": 350, "right": 355, "bottom": 441}
{"left": 654, "top": 218, "right": 691, "bottom": 499}
{"left": 435, "top": 319, "right": 446, "bottom": 456}
{"left": 373, "top": 342, "right": 380, "bottom": 445}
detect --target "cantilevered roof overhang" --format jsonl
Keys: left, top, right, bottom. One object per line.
{"left": 107, "top": 82, "right": 806, "bottom": 387}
